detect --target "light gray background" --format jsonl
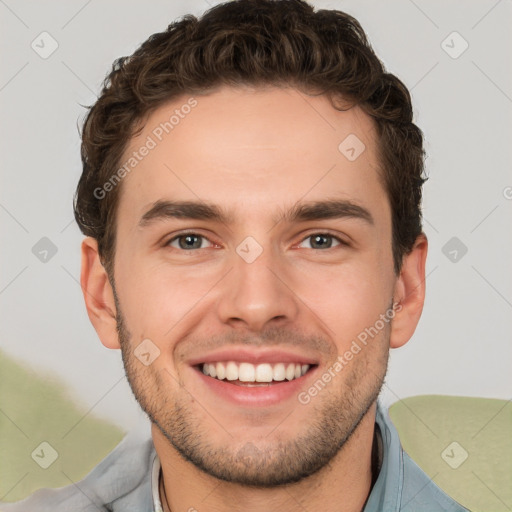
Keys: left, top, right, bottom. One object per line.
{"left": 1, "top": 0, "right": 511, "bottom": 432}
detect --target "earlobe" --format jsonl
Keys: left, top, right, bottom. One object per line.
{"left": 80, "top": 237, "right": 120, "bottom": 349}
{"left": 389, "top": 233, "right": 428, "bottom": 349}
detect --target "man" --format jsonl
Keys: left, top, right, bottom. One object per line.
{"left": 2, "top": 0, "right": 470, "bottom": 510}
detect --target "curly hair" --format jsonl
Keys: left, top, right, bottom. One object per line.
{"left": 74, "top": 0, "right": 426, "bottom": 277}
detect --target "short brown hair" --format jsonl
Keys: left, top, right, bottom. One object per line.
{"left": 74, "top": 0, "right": 426, "bottom": 277}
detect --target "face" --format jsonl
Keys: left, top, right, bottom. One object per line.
{"left": 110, "top": 86, "right": 398, "bottom": 486}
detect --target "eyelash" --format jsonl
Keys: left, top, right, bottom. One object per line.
{"left": 164, "top": 231, "right": 349, "bottom": 251}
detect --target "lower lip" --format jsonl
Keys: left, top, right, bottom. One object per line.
{"left": 194, "top": 366, "right": 318, "bottom": 407}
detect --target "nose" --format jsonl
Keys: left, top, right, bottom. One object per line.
{"left": 215, "top": 239, "right": 299, "bottom": 332}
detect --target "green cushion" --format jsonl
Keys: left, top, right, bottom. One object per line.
{"left": 389, "top": 395, "right": 512, "bottom": 512}
{"left": 0, "top": 350, "right": 125, "bottom": 503}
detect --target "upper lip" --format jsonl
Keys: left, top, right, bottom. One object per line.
{"left": 187, "top": 348, "right": 319, "bottom": 366}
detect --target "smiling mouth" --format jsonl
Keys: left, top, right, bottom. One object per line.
{"left": 197, "top": 361, "right": 316, "bottom": 386}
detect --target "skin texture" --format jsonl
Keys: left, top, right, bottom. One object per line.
{"left": 81, "top": 86, "right": 428, "bottom": 512}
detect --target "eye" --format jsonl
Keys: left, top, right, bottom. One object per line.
{"left": 166, "top": 233, "right": 215, "bottom": 250}
{"left": 164, "top": 232, "right": 347, "bottom": 252}
{"left": 297, "top": 233, "right": 345, "bottom": 250}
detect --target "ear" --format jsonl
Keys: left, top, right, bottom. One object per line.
{"left": 390, "top": 233, "right": 428, "bottom": 349}
{"left": 80, "top": 237, "right": 120, "bottom": 349}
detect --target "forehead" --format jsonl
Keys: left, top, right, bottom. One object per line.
{"left": 117, "top": 86, "right": 387, "bottom": 225}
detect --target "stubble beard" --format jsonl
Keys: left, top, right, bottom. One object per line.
{"left": 113, "top": 290, "right": 389, "bottom": 487}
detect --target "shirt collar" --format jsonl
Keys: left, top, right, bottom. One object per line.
{"left": 152, "top": 453, "right": 163, "bottom": 512}
{"left": 363, "top": 401, "right": 403, "bottom": 511}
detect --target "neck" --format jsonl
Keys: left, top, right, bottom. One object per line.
{"left": 154, "top": 402, "right": 379, "bottom": 512}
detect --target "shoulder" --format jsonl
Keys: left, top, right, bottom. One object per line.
{"left": 400, "top": 451, "right": 470, "bottom": 512}
{"left": 372, "top": 402, "right": 470, "bottom": 512}
{"left": 0, "top": 427, "right": 156, "bottom": 512}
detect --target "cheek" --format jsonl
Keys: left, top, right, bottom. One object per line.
{"left": 296, "top": 263, "right": 392, "bottom": 348}
{"left": 115, "top": 257, "right": 219, "bottom": 338}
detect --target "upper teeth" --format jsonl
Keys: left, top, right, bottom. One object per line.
{"left": 202, "top": 362, "right": 310, "bottom": 382}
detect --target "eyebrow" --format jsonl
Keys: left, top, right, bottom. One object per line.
{"left": 138, "top": 198, "right": 374, "bottom": 228}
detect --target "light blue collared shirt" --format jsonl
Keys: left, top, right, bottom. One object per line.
{"left": 0, "top": 402, "right": 470, "bottom": 511}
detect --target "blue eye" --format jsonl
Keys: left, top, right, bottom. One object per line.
{"left": 298, "top": 234, "right": 343, "bottom": 250}
{"left": 167, "top": 234, "right": 211, "bottom": 250}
